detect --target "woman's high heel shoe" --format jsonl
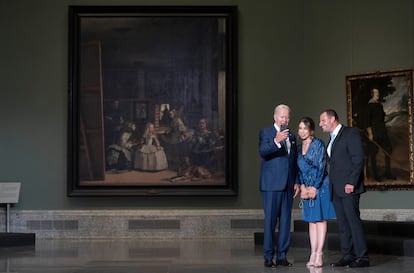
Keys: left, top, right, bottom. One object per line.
{"left": 314, "top": 252, "right": 323, "bottom": 267}
{"left": 306, "top": 252, "right": 316, "bottom": 267}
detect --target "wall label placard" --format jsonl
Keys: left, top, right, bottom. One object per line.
{"left": 0, "top": 182, "right": 21, "bottom": 204}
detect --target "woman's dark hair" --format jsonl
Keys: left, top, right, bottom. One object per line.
{"left": 299, "top": 116, "right": 315, "bottom": 132}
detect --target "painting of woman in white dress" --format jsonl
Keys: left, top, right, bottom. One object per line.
{"left": 134, "top": 122, "right": 168, "bottom": 171}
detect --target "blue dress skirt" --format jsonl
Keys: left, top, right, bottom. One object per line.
{"left": 300, "top": 176, "right": 336, "bottom": 222}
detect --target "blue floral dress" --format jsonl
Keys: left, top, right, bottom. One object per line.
{"left": 297, "top": 138, "right": 336, "bottom": 222}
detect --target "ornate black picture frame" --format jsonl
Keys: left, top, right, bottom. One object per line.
{"left": 68, "top": 6, "right": 238, "bottom": 196}
{"left": 346, "top": 69, "right": 414, "bottom": 190}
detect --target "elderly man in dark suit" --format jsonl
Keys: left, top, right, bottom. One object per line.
{"left": 258, "top": 104, "right": 299, "bottom": 268}
{"left": 319, "top": 109, "right": 370, "bottom": 268}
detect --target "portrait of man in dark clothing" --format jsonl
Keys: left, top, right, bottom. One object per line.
{"left": 365, "top": 88, "right": 395, "bottom": 181}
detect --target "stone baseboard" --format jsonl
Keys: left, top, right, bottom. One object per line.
{"left": 1, "top": 209, "right": 265, "bottom": 239}
{"left": 0, "top": 209, "right": 413, "bottom": 239}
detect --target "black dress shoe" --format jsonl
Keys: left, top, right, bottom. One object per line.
{"left": 264, "top": 260, "right": 276, "bottom": 267}
{"left": 349, "top": 258, "right": 370, "bottom": 268}
{"left": 276, "top": 259, "right": 293, "bottom": 266}
{"left": 331, "top": 258, "right": 352, "bottom": 267}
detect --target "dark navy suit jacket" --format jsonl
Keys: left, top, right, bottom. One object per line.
{"left": 259, "top": 125, "right": 297, "bottom": 192}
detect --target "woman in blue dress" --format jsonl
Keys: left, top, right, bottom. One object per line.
{"left": 297, "top": 117, "right": 335, "bottom": 267}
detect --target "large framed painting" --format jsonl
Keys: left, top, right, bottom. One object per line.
{"left": 67, "top": 6, "right": 238, "bottom": 196}
{"left": 346, "top": 69, "right": 414, "bottom": 190}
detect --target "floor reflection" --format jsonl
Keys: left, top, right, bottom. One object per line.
{"left": 0, "top": 239, "right": 412, "bottom": 273}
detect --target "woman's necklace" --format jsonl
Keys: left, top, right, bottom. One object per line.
{"left": 302, "top": 137, "right": 313, "bottom": 154}
{"left": 302, "top": 137, "right": 313, "bottom": 146}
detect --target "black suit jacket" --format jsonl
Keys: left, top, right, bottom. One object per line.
{"left": 328, "top": 125, "right": 365, "bottom": 198}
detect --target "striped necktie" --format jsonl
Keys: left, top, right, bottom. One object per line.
{"left": 285, "top": 137, "right": 291, "bottom": 154}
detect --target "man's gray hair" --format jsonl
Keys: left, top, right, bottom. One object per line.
{"left": 274, "top": 104, "right": 290, "bottom": 115}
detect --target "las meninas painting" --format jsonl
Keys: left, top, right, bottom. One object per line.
{"left": 67, "top": 6, "right": 238, "bottom": 196}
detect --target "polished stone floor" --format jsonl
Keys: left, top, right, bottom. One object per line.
{"left": 0, "top": 238, "right": 413, "bottom": 273}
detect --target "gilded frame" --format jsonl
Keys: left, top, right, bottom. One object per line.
{"left": 346, "top": 69, "right": 414, "bottom": 190}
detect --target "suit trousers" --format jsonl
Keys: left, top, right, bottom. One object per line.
{"left": 261, "top": 190, "right": 292, "bottom": 261}
{"left": 332, "top": 193, "right": 368, "bottom": 260}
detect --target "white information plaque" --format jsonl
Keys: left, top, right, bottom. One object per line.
{"left": 0, "top": 182, "right": 21, "bottom": 204}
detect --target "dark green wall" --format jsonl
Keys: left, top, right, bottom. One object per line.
{"left": 1, "top": 0, "right": 413, "bottom": 209}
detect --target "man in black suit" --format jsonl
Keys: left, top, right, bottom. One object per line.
{"left": 319, "top": 109, "right": 370, "bottom": 268}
